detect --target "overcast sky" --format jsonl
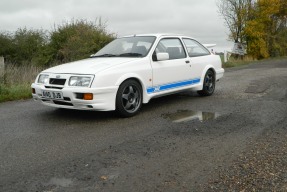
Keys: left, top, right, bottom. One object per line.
{"left": 0, "top": 0, "right": 234, "bottom": 52}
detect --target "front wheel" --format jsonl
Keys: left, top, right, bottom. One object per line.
{"left": 197, "top": 70, "right": 215, "bottom": 96}
{"left": 116, "top": 80, "right": 143, "bottom": 117}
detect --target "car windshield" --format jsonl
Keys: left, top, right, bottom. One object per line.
{"left": 92, "top": 36, "right": 156, "bottom": 58}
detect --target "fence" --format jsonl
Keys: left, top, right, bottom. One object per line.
{"left": 0, "top": 57, "right": 4, "bottom": 84}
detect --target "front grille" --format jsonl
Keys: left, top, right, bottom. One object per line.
{"left": 49, "top": 78, "right": 66, "bottom": 85}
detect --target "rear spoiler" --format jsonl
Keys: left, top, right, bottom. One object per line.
{"left": 203, "top": 44, "right": 216, "bottom": 48}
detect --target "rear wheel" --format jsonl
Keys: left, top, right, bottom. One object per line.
{"left": 197, "top": 70, "right": 215, "bottom": 96}
{"left": 116, "top": 80, "right": 142, "bottom": 117}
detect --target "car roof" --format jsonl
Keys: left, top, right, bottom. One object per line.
{"left": 121, "top": 33, "right": 195, "bottom": 39}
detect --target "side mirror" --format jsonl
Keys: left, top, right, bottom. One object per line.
{"left": 156, "top": 52, "right": 169, "bottom": 61}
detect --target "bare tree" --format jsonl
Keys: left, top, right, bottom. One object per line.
{"left": 217, "top": 0, "right": 254, "bottom": 43}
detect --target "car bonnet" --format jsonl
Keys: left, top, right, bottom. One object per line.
{"left": 43, "top": 57, "right": 140, "bottom": 74}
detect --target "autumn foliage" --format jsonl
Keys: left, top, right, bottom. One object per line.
{"left": 218, "top": 0, "right": 287, "bottom": 59}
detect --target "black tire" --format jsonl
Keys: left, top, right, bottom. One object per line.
{"left": 197, "top": 70, "right": 215, "bottom": 96}
{"left": 116, "top": 80, "right": 143, "bottom": 117}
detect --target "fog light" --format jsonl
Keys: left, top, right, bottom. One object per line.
{"left": 83, "top": 93, "right": 93, "bottom": 100}
{"left": 32, "top": 88, "right": 36, "bottom": 94}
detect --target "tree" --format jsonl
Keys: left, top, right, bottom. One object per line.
{"left": 218, "top": 0, "right": 287, "bottom": 59}
{"left": 6, "top": 28, "right": 47, "bottom": 65}
{"left": 48, "top": 19, "right": 115, "bottom": 64}
{"left": 217, "top": 0, "right": 253, "bottom": 43}
{"left": 0, "top": 19, "right": 115, "bottom": 66}
{"left": 244, "top": 0, "right": 286, "bottom": 58}
{"left": 271, "top": 0, "right": 287, "bottom": 56}
{"left": 0, "top": 32, "right": 14, "bottom": 62}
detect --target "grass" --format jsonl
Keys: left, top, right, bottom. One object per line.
{"left": 223, "top": 60, "right": 254, "bottom": 68}
{"left": 220, "top": 54, "right": 257, "bottom": 68}
{"left": 0, "top": 83, "right": 32, "bottom": 102}
{"left": 222, "top": 55, "right": 287, "bottom": 68}
{"left": 0, "top": 64, "right": 43, "bottom": 103}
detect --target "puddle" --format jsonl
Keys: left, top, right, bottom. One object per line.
{"left": 162, "top": 110, "right": 220, "bottom": 123}
{"left": 45, "top": 177, "right": 73, "bottom": 187}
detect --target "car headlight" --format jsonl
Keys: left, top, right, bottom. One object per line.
{"left": 38, "top": 74, "right": 49, "bottom": 84}
{"left": 69, "top": 76, "right": 91, "bottom": 87}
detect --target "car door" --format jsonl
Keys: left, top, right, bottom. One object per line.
{"left": 182, "top": 38, "right": 212, "bottom": 80}
{"left": 150, "top": 38, "right": 192, "bottom": 94}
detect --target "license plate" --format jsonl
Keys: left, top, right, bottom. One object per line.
{"left": 42, "top": 91, "right": 63, "bottom": 100}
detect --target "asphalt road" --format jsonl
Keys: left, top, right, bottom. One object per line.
{"left": 0, "top": 58, "right": 287, "bottom": 191}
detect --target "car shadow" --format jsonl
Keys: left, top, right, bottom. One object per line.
{"left": 39, "top": 108, "right": 118, "bottom": 122}
{"left": 142, "top": 91, "right": 200, "bottom": 111}
{"left": 37, "top": 91, "right": 201, "bottom": 122}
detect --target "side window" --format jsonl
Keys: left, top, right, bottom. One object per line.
{"left": 183, "top": 38, "right": 210, "bottom": 57}
{"left": 155, "top": 38, "right": 186, "bottom": 60}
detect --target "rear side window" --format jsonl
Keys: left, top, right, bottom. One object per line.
{"left": 183, "top": 38, "right": 210, "bottom": 57}
{"left": 155, "top": 38, "right": 186, "bottom": 60}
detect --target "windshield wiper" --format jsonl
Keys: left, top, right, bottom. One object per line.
{"left": 90, "top": 53, "right": 144, "bottom": 58}
{"left": 90, "top": 54, "right": 117, "bottom": 58}
{"left": 118, "top": 53, "right": 143, "bottom": 57}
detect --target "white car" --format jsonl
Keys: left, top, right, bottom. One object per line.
{"left": 31, "top": 34, "right": 224, "bottom": 117}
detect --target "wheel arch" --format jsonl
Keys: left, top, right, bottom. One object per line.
{"left": 208, "top": 67, "right": 216, "bottom": 80}
{"left": 201, "top": 66, "right": 216, "bottom": 82}
{"left": 115, "top": 74, "right": 149, "bottom": 104}
{"left": 199, "top": 66, "right": 216, "bottom": 90}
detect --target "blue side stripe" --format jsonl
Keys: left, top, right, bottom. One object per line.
{"left": 147, "top": 87, "right": 155, "bottom": 94}
{"left": 147, "top": 78, "right": 201, "bottom": 94}
{"left": 193, "top": 78, "right": 200, "bottom": 84}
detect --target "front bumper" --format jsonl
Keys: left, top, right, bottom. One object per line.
{"left": 216, "top": 68, "right": 225, "bottom": 80}
{"left": 31, "top": 83, "right": 118, "bottom": 111}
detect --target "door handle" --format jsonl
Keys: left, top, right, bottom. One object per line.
{"left": 185, "top": 60, "right": 190, "bottom": 64}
